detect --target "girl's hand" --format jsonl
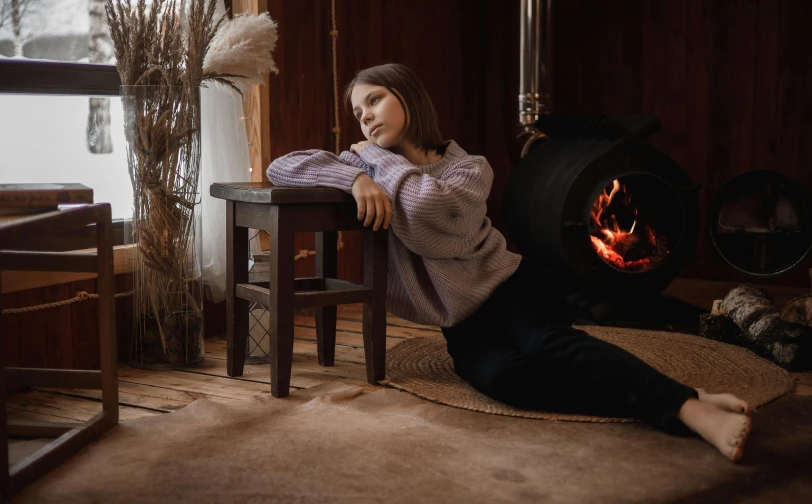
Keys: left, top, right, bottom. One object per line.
{"left": 351, "top": 173, "right": 392, "bottom": 231}
{"left": 350, "top": 140, "right": 375, "bottom": 154}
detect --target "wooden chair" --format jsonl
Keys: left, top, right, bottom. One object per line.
{"left": 210, "top": 183, "right": 388, "bottom": 398}
{"left": 0, "top": 204, "right": 118, "bottom": 500}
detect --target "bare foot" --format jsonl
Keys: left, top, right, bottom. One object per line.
{"left": 678, "top": 398, "right": 752, "bottom": 462}
{"left": 695, "top": 388, "right": 752, "bottom": 415}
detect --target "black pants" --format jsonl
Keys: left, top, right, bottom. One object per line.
{"left": 442, "top": 260, "right": 697, "bottom": 434}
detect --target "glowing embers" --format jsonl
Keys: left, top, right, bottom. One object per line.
{"left": 589, "top": 179, "right": 669, "bottom": 272}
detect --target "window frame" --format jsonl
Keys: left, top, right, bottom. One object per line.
{"left": 0, "top": 59, "right": 121, "bottom": 95}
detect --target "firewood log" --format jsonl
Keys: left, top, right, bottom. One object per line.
{"left": 781, "top": 295, "right": 812, "bottom": 328}
{"left": 720, "top": 284, "right": 812, "bottom": 371}
{"left": 698, "top": 314, "right": 768, "bottom": 358}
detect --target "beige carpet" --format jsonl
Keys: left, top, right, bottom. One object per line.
{"left": 13, "top": 381, "right": 812, "bottom": 504}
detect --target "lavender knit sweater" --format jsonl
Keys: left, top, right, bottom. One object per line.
{"left": 266, "top": 141, "right": 522, "bottom": 327}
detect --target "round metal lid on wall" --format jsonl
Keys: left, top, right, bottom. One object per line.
{"left": 708, "top": 170, "right": 812, "bottom": 277}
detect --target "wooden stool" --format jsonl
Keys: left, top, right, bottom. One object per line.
{"left": 211, "top": 183, "right": 389, "bottom": 398}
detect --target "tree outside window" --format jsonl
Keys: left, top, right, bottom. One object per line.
{"left": 0, "top": 0, "right": 129, "bottom": 154}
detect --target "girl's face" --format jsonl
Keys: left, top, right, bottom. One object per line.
{"left": 350, "top": 83, "right": 407, "bottom": 149}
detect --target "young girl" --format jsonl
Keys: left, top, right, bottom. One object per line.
{"left": 267, "top": 63, "right": 752, "bottom": 462}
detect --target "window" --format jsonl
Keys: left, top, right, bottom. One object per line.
{"left": 0, "top": 93, "right": 133, "bottom": 219}
{"left": 1, "top": 0, "right": 127, "bottom": 218}
{"left": 1, "top": 0, "right": 115, "bottom": 63}
{"left": 0, "top": 0, "right": 232, "bottom": 222}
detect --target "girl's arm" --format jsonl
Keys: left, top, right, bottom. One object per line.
{"left": 266, "top": 150, "right": 374, "bottom": 193}
{"left": 357, "top": 145, "right": 492, "bottom": 259}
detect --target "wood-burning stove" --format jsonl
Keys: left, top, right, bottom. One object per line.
{"left": 503, "top": 114, "right": 699, "bottom": 321}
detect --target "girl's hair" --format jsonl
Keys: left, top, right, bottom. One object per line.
{"left": 343, "top": 63, "right": 445, "bottom": 154}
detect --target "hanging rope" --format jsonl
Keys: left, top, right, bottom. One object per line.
{"left": 2, "top": 290, "right": 134, "bottom": 315}
{"left": 330, "top": 0, "right": 341, "bottom": 155}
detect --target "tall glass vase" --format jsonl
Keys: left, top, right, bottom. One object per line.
{"left": 121, "top": 85, "right": 205, "bottom": 369}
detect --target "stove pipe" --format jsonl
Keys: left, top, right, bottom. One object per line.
{"left": 518, "top": 0, "right": 553, "bottom": 156}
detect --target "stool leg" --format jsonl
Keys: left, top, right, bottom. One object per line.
{"left": 362, "top": 228, "right": 389, "bottom": 384}
{"left": 226, "top": 201, "right": 249, "bottom": 377}
{"left": 269, "top": 206, "right": 296, "bottom": 397}
{"left": 315, "top": 231, "right": 337, "bottom": 366}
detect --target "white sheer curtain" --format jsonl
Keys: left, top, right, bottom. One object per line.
{"left": 200, "top": 84, "right": 252, "bottom": 303}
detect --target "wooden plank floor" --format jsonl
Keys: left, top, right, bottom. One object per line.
{"left": 6, "top": 305, "right": 440, "bottom": 424}
{"left": 7, "top": 280, "right": 812, "bottom": 424}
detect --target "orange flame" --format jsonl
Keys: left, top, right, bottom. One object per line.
{"left": 590, "top": 179, "right": 660, "bottom": 272}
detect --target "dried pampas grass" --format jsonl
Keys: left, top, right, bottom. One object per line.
{"left": 203, "top": 12, "right": 279, "bottom": 95}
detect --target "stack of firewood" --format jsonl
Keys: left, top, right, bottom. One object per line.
{"left": 699, "top": 269, "right": 812, "bottom": 371}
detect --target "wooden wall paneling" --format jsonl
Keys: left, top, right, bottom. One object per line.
{"left": 453, "top": 1, "right": 483, "bottom": 152}
{"left": 799, "top": 2, "right": 812, "bottom": 193}
{"left": 728, "top": 0, "right": 757, "bottom": 180}
{"left": 44, "top": 283, "right": 73, "bottom": 369}
{"left": 706, "top": 1, "right": 734, "bottom": 185}
{"left": 660, "top": 0, "right": 689, "bottom": 169}
{"left": 641, "top": 0, "right": 688, "bottom": 168}
{"left": 550, "top": 0, "right": 582, "bottom": 114}
{"left": 267, "top": 1, "right": 334, "bottom": 281}
{"left": 609, "top": 0, "right": 643, "bottom": 116}
{"left": 685, "top": 0, "right": 757, "bottom": 279}
{"left": 482, "top": 0, "right": 519, "bottom": 238}
{"left": 640, "top": 0, "right": 659, "bottom": 133}
{"left": 293, "top": 232, "right": 316, "bottom": 280}
{"left": 16, "top": 288, "right": 47, "bottom": 368}
{"left": 683, "top": 0, "right": 712, "bottom": 277}
{"left": 775, "top": 0, "right": 804, "bottom": 182}
{"left": 2, "top": 292, "right": 20, "bottom": 367}
{"left": 752, "top": 0, "right": 780, "bottom": 174}
{"left": 70, "top": 279, "right": 99, "bottom": 370}
{"left": 792, "top": 3, "right": 812, "bottom": 287}
{"left": 578, "top": 0, "right": 605, "bottom": 114}
{"left": 115, "top": 274, "right": 133, "bottom": 363}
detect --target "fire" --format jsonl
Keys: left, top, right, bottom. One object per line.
{"left": 589, "top": 179, "right": 664, "bottom": 272}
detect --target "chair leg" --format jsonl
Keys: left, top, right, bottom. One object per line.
{"left": 362, "top": 228, "right": 389, "bottom": 384}
{"left": 0, "top": 275, "right": 10, "bottom": 501}
{"left": 226, "top": 201, "right": 249, "bottom": 377}
{"left": 269, "top": 206, "right": 296, "bottom": 397}
{"left": 315, "top": 231, "right": 337, "bottom": 366}
{"left": 95, "top": 205, "right": 119, "bottom": 423}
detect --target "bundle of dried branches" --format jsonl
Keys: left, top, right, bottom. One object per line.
{"left": 105, "top": 0, "right": 277, "bottom": 365}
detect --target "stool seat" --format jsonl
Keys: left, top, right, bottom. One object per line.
{"left": 210, "top": 182, "right": 354, "bottom": 205}
{"left": 211, "top": 182, "right": 388, "bottom": 398}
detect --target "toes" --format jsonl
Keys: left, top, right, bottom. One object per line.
{"left": 729, "top": 446, "right": 744, "bottom": 462}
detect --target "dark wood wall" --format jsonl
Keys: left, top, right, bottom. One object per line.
{"left": 2, "top": 276, "right": 132, "bottom": 370}
{"left": 268, "top": 0, "right": 812, "bottom": 287}
{"left": 551, "top": 0, "right": 812, "bottom": 286}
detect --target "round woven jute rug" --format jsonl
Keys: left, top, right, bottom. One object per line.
{"left": 381, "top": 326, "right": 795, "bottom": 423}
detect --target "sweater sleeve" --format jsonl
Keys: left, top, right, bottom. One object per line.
{"left": 265, "top": 149, "right": 372, "bottom": 193}
{"left": 358, "top": 145, "right": 492, "bottom": 259}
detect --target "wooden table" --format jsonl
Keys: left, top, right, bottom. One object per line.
{"left": 0, "top": 204, "right": 118, "bottom": 500}
{"left": 210, "top": 183, "right": 389, "bottom": 398}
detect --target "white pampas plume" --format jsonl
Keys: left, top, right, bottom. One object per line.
{"left": 203, "top": 12, "right": 279, "bottom": 95}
